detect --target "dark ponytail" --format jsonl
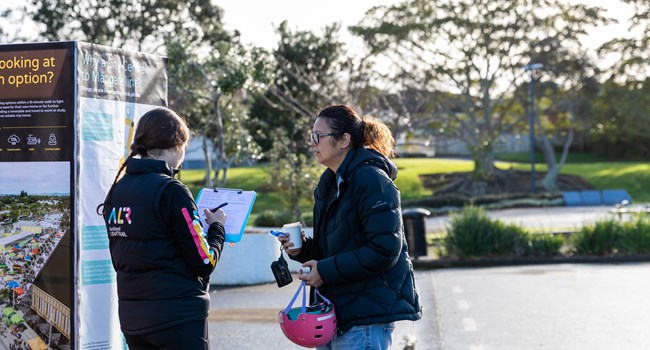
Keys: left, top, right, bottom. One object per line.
{"left": 317, "top": 105, "right": 395, "bottom": 157}
{"left": 361, "top": 116, "right": 395, "bottom": 157}
{"left": 97, "top": 107, "right": 190, "bottom": 215}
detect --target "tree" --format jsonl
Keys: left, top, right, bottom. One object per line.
{"left": 351, "top": 0, "right": 612, "bottom": 187}
{"left": 589, "top": 0, "right": 650, "bottom": 159}
{"left": 249, "top": 21, "right": 349, "bottom": 220}
{"left": 27, "top": 0, "right": 228, "bottom": 54}
{"left": 167, "top": 36, "right": 262, "bottom": 188}
{"left": 522, "top": 37, "right": 601, "bottom": 191}
{"left": 598, "top": 0, "right": 650, "bottom": 83}
{"left": 0, "top": 5, "right": 39, "bottom": 42}
{"left": 27, "top": 0, "right": 261, "bottom": 185}
{"left": 587, "top": 78, "right": 650, "bottom": 158}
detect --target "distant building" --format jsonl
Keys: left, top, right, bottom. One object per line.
{"left": 433, "top": 133, "right": 530, "bottom": 156}
{"left": 0, "top": 231, "right": 35, "bottom": 253}
{"left": 182, "top": 137, "right": 216, "bottom": 169}
{"left": 395, "top": 133, "right": 531, "bottom": 158}
{"left": 181, "top": 136, "right": 258, "bottom": 169}
{"left": 12, "top": 220, "right": 41, "bottom": 234}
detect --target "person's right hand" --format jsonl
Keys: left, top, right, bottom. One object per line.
{"left": 203, "top": 208, "right": 226, "bottom": 227}
{"left": 278, "top": 230, "right": 304, "bottom": 255}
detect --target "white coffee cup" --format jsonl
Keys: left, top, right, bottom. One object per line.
{"left": 282, "top": 222, "right": 302, "bottom": 249}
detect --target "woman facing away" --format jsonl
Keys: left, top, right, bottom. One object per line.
{"left": 98, "top": 107, "right": 226, "bottom": 350}
{"left": 279, "top": 104, "right": 422, "bottom": 349}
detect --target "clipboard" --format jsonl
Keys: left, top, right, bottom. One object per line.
{"left": 195, "top": 187, "right": 256, "bottom": 243}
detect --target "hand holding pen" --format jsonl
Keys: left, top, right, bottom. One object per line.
{"left": 204, "top": 202, "right": 227, "bottom": 226}
{"left": 210, "top": 202, "right": 228, "bottom": 212}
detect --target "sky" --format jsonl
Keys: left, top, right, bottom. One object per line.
{"left": 0, "top": 162, "right": 70, "bottom": 195}
{"left": 216, "top": 0, "right": 398, "bottom": 50}
{"left": 0, "top": 0, "right": 636, "bottom": 52}
{"left": 215, "top": 0, "right": 636, "bottom": 51}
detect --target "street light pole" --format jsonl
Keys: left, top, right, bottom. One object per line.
{"left": 522, "top": 63, "right": 543, "bottom": 193}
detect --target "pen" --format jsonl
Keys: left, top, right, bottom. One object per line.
{"left": 209, "top": 202, "right": 228, "bottom": 213}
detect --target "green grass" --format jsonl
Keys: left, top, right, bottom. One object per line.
{"left": 179, "top": 157, "right": 650, "bottom": 218}
{"left": 179, "top": 166, "right": 282, "bottom": 222}
{"left": 393, "top": 158, "right": 474, "bottom": 200}
{"left": 565, "top": 163, "right": 650, "bottom": 203}
{"left": 495, "top": 160, "right": 650, "bottom": 203}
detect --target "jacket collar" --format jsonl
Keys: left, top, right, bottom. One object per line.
{"left": 318, "top": 147, "right": 398, "bottom": 200}
{"left": 125, "top": 158, "right": 175, "bottom": 177}
{"left": 336, "top": 147, "right": 397, "bottom": 182}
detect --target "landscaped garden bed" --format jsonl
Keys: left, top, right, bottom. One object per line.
{"left": 415, "top": 206, "right": 650, "bottom": 268}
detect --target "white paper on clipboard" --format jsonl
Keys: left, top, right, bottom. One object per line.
{"left": 195, "top": 187, "right": 256, "bottom": 243}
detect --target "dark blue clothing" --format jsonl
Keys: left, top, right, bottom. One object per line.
{"left": 103, "top": 158, "right": 225, "bottom": 335}
{"left": 291, "top": 147, "right": 422, "bottom": 333}
{"left": 124, "top": 319, "right": 209, "bottom": 350}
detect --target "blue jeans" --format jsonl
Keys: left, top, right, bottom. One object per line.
{"left": 317, "top": 323, "right": 395, "bottom": 350}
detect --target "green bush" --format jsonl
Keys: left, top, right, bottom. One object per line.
{"left": 301, "top": 212, "right": 314, "bottom": 227}
{"left": 572, "top": 219, "right": 621, "bottom": 256}
{"left": 253, "top": 210, "right": 314, "bottom": 228}
{"left": 253, "top": 210, "right": 294, "bottom": 228}
{"left": 523, "top": 233, "right": 565, "bottom": 257}
{"left": 617, "top": 218, "right": 650, "bottom": 254}
{"left": 444, "top": 206, "right": 527, "bottom": 258}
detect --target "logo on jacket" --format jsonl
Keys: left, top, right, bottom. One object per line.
{"left": 108, "top": 207, "right": 132, "bottom": 224}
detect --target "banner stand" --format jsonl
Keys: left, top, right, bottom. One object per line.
{"left": 0, "top": 41, "right": 168, "bottom": 350}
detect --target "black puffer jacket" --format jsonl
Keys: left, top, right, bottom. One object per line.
{"left": 291, "top": 147, "right": 422, "bottom": 333}
{"left": 103, "top": 158, "right": 225, "bottom": 335}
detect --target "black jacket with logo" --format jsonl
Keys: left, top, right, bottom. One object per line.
{"left": 103, "top": 158, "right": 225, "bottom": 335}
{"left": 291, "top": 147, "right": 422, "bottom": 333}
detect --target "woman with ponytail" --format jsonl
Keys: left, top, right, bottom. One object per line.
{"left": 278, "top": 104, "right": 422, "bottom": 349}
{"left": 99, "top": 107, "right": 226, "bottom": 350}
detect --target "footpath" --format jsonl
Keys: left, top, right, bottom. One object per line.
{"left": 207, "top": 205, "right": 646, "bottom": 350}
{"left": 425, "top": 205, "right": 615, "bottom": 234}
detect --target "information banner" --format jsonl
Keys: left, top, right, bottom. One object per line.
{"left": 0, "top": 41, "right": 76, "bottom": 350}
{"left": 0, "top": 41, "right": 168, "bottom": 350}
{"left": 76, "top": 42, "right": 167, "bottom": 350}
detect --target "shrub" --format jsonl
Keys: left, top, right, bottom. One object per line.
{"left": 253, "top": 210, "right": 313, "bottom": 228}
{"left": 572, "top": 219, "right": 621, "bottom": 255}
{"left": 253, "top": 210, "right": 294, "bottom": 228}
{"left": 444, "top": 206, "right": 527, "bottom": 258}
{"left": 523, "top": 233, "right": 565, "bottom": 257}
{"left": 301, "top": 212, "right": 314, "bottom": 227}
{"left": 617, "top": 218, "right": 650, "bottom": 254}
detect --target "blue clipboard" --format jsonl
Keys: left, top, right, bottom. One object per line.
{"left": 196, "top": 187, "right": 256, "bottom": 243}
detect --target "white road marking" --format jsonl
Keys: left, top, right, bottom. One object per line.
{"left": 463, "top": 317, "right": 478, "bottom": 331}
{"left": 457, "top": 299, "right": 470, "bottom": 310}
{"left": 452, "top": 285, "right": 463, "bottom": 294}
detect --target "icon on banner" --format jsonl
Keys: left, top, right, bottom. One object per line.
{"left": 48, "top": 133, "right": 57, "bottom": 146}
{"left": 26, "top": 134, "right": 41, "bottom": 145}
{"left": 8, "top": 135, "right": 20, "bottom": 145}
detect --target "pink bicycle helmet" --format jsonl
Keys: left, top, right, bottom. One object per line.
{"left": 279, "top": 281, "right": 337, "bottom": 348}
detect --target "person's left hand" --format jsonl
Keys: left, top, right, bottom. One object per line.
{"left": 299, "top": 260, "right": 323, "bottom": 287}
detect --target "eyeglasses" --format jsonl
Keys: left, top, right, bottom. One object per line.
{"left": 310, "top": 132, "right": 337, "bottom": 145}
